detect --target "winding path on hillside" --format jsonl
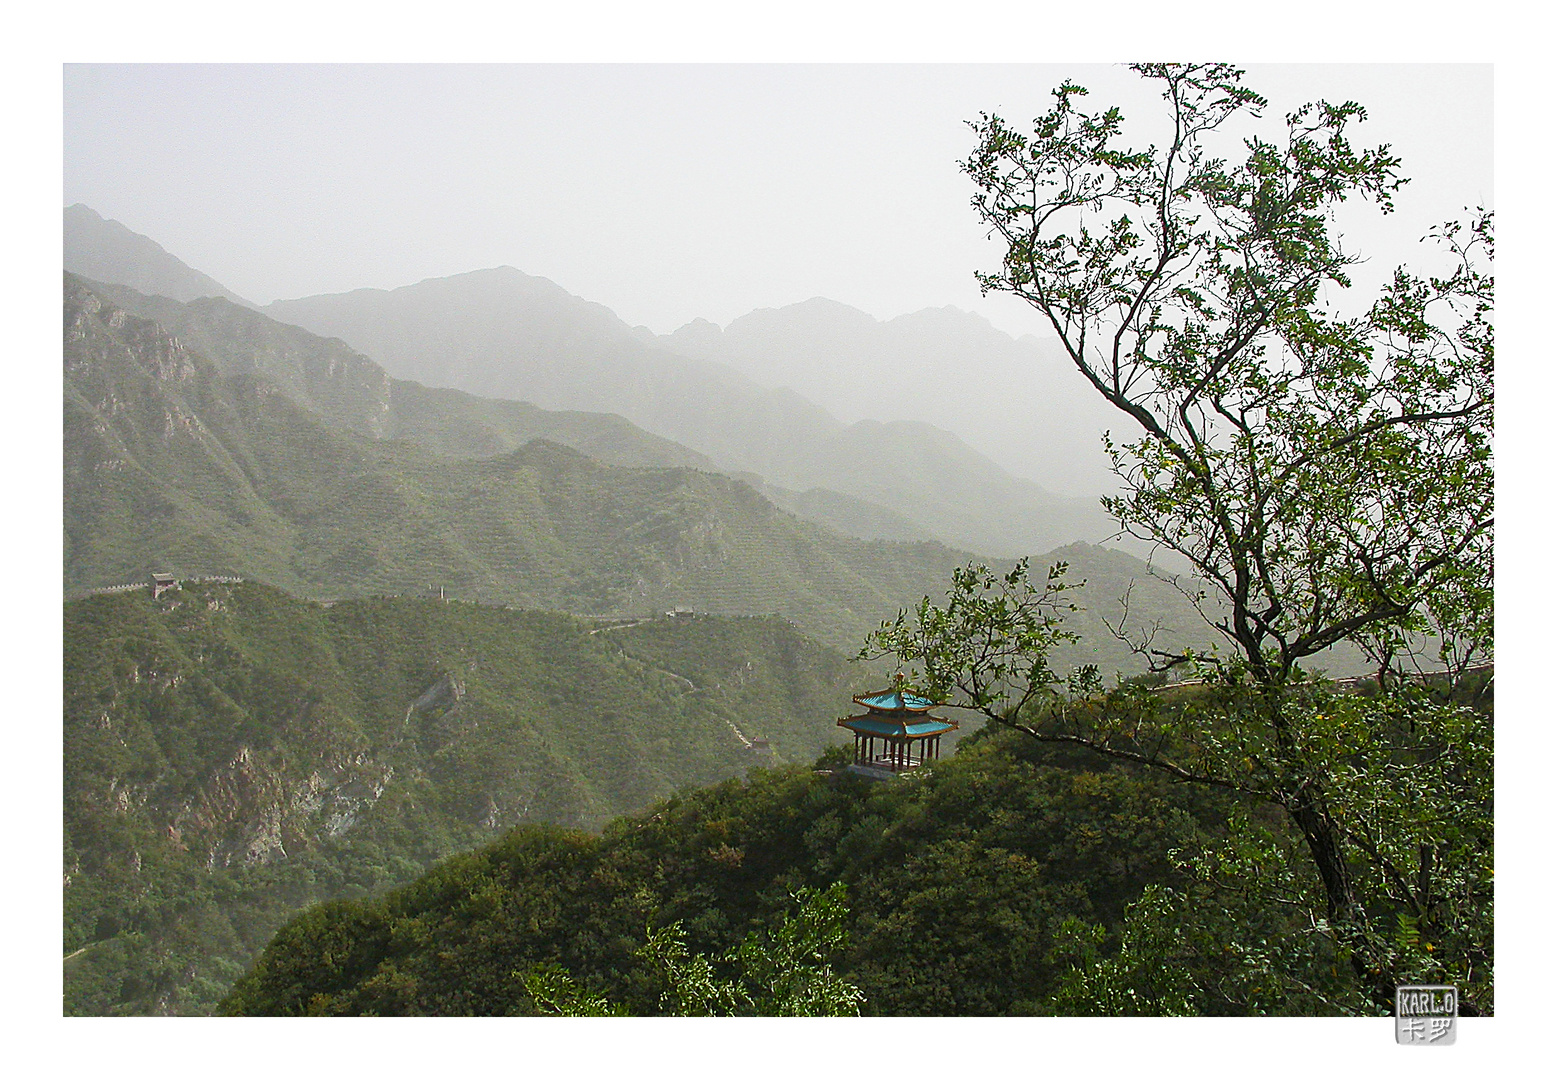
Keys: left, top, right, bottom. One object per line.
{"left": 586, "top": 619, "right": 652, "bottom": 635}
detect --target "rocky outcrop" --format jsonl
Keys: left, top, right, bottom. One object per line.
{"left": 170, "top": 745, "right": 396, "bottom": 868}
{"left": 408, "top": 673, "right": 464, "bottom": 720}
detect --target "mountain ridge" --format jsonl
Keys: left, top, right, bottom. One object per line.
{"left": 65, "top": 206, "right": 1118, "bottom": 555}
{"left": 73, "top": 274, "right": 718, "bottom": 473}
{"left": 62, "top": 274, "right": 994, "bottom": 652}
{"left": 664, "top": 295, "right": 1125, "bottom": 497}
{"left": 65, "top": 271, "right": 1219, "bottom": 670}
{"left": 266, "top": 265, "right": 1117, "bottom": 556}
{"left": 65, "top": 203, "right": 257, "bottom": 309}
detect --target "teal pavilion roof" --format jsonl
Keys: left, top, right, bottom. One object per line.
{"left": 838, "top": 714, "right": 957, "bottom": 738}
{"left": 839, "top": 679, "right": 957, "bottom": 739}
{"left": 853, "top": 688, "right": 935, "bottom": 713}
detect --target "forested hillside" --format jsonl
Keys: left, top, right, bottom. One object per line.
{"left": 63, "top": 275, "right": 969, "bottom": 650}
{"left": 217, "top": 727, "right": 1245, "bottom": 1016}
{"left": 64, "top": 274, "right": 1212, "bottom": 667}
{"left": 60, "top": 265, "right": 1277, "bottom": 1017}
{"left": 63, "top": 580, "right": 861, "bottom": 1014}
{"left": 217, "top": 661, "right": 1492, "bottom": 1019}
{"left": 59, "top": 61, "right": 1493, "bottom": 1031}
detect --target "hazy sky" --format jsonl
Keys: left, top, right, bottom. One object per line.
{"left": 64, "top": 63, "right": 1490, "bottom": 339}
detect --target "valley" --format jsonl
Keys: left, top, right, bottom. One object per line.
{"left": 56, "top": 60, "right": 1494, "bottom": 1032}
{"left": 60, "top": 204, "right": 1372, "bottom": 1017}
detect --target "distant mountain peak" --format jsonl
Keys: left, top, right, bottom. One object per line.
{"left": 791, "top": 295, "right": 876, "bottom": 316}
{"left": 665, "top": 317, "right": 725, "bottom": 352}
{"left": 888, "top": 304, "right": 997, "bottom": 331}
{"left": 63, "top": 204, "right": 255, "bottom": 309}
{"left": 734, "top": 296, "right": 879, "bottom": 330}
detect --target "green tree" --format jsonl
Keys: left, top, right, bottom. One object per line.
{"left": 962, "top": 63, "right": 1490, "bottom": 685}
{"left": 523, "top": 883, "right": 864, "bottom": 1017}
{"left": 869, "top": 64, "right": 1492, "bottom": 1014}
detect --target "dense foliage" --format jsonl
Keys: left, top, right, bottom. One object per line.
{"left": 524, "top": 884, "right": 864, "bottom": 1016}
{"left": 63, "top": 581, "right": 864, "bottom": 1014}
{"left": 218, "top": 722, "right": 1262, "bottom": 1016}
{"left": 867, "top": 546, "right": 1491, "bottom": 1015}
{"left": 1045, "top": 677, "right": 1493, "bottom": 1015}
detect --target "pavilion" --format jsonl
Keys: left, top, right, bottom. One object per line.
{"left": 837, "top": 675, "right": 957, "bottom": 778}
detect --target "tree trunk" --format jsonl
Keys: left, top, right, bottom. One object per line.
{"left": 1287, "top": 796, "right": 1395, "bottom": 1012}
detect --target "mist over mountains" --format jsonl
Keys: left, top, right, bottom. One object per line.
{"left": 60, "top": 59, "right": 1490, "bottom": 1025}
{"left": 64, "top": 201, "right": 1381, "bottom": 680}
{"left": 265, "top": 269, "right": 1116, "bottom": 557}
{"left": 65, "top": 204, "right": 256, "bottom": 310}
{"left": 665, "top": 297, "right": 1121, "bottom": 497}
{"left": 75, "top": 276, "right": 716, "bottom": 472}
{"left": 66, "top": 204, "right": 1120, "bottom": 558}
{"left": 58, "top": 203, "right": 1368, "bottom": 1018}
{"left": 63, "top": 274, "right": 970, "bottom": 651}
